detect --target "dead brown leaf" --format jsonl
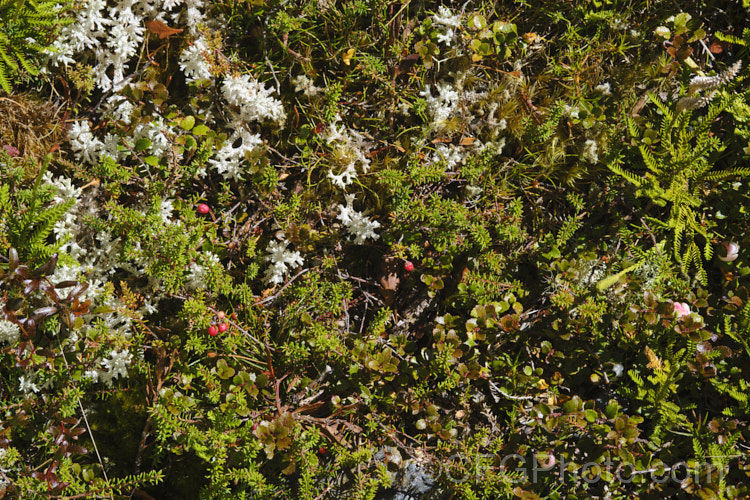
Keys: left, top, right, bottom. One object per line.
{"left": 145, "top": 20, "right": 184, "bottom": 40}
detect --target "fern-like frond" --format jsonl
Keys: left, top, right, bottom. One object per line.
{"left": 25, "top": 198, "right": 75, "bottom": 252}
{"left": 715, "top": 32, "right": 746, "bottom": 46}
{"left": 648, "top": 92, "right": 675, "bottom": 123}
{"left": 693, "top": 437, "right": 707, "bottom": 461}
{"left": 0, "top": 58, "right": 10, "bottom": 94}
{"left": 607, "top": 159, "right": 643, "bottom": 186}
{"left": 638, "top": 145, "right": 662, "bottom": 174}
{"left": 703, "top": 167, "right": 750, "bottom": 181}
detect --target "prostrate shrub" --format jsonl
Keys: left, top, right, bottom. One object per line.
{"left": 1, "top": 1, "right": 750, "bottom": 499}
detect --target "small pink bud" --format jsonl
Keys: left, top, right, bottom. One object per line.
{"left": 197, "top": 203, "right": 210, "bottom": 214}
{"left": 718, "top": 241, "right": 739, "bottom": 263}
{"left": 673, "top": 302, "right": 691, "bottom": 319}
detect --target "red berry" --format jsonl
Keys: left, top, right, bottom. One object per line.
{"left": 230, "top": 313, "right": 237, "bottom": 320}
{"left": 197, "top": 203, "right": 210, "bottom": 214}
{"left": 218, "top": 323, "right": 228, "bottom": 333}
{"left": 319, "top": 446, "right": 327, "bottom": 455}
{"left": 208, "top": 325, "right": 218, "bottom": 336}
{"left": 404, "top": 261, "right": 414, "bottom": 272}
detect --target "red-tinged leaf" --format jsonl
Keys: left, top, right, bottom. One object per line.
{"left": 23, "top": 318, "right": 36, "bottom": 335}
{"left": 8, "top": 248, "right": 18, "bottom": 273}
{"left": 145, "top": 20, "right": 184, "bottom": 39}
{"left": 67, "top": 444, "right": 87, "bottom": 455}
{"left": 54, "top": 280, "right": 78, "bottom": 289}
{"left": 66, "top": 282, "right": 89, "bottom": 302}
{"left": 33, "top": 253, "right": 58, "bottom": 277}
{"left": 69, "top": 427, "right": 86, "bottom": 438}
{"left": 32, "top": 307, "right": 57, "bottom": 323}
{"left": 23, "top": 279, "right": 38, "bottom": 296}
{"left": 43, "top": 288, "right": 61, "bottom": 304}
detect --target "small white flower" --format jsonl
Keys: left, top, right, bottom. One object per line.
{"left": 595, "top": 82, "right": 611, "bottom": 95}
{"left": 179, "top": 37, "right": 212, "bottom": 83}
{"left": 209, "top": 124, "right": 262, "bottom": 180}
{"left": 68, "top": 120, "right": 104, "bottom": 164}
{"left": 336, "top": 195, "right": 380, "bottom": 244}
{"left": 292, "top": 74, "right": 321, "bottom": 96}
{"left": 19, "top": 376, "right": 40, "bottom": 395}
{"left": 159, "top": 199, "right": 175, "bottom": 224}
{"left": 106, "top": 96, "right": 134, "bottom": 124}
{"left": 433, "top": 6, "right": 461, "bottom": 28}
{"left": 222, "top": 75, "right": 286, "bottom": 124}
{"left": 436, "top": 28, "right": 455, "bottom": 46}
{"left": 99, "top": 349, "right": 133, "bottom": 386}
{"left": 328, "top": 162, "right": 358, "bottom": 189}
{"left": 263, "top": 240, "right": 304, "bottom": 285}
{"left": 582, "top": 139, "right": 598, "bottom": 163}
{"left": 0, "top": 319, "right": 20, "bottom": 345}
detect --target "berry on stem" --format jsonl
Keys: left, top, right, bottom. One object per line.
{"left": 208, "top": 325, "right": 218, "bottom": 336}
{"left": 197, "top": 203, "right": 210, "bottom": 214}
{"left": 218, "top": 323, "right": 228, "bottom": 333}
{"left": 403, "top": 261, "right": 414, "bottom": 272}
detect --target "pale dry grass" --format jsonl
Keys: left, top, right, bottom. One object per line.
{"left": 0, "top": 93, "right": 66, "bottom": 162}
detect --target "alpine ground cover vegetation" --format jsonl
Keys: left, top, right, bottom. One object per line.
{"left": 2, "top": 0, "right": 750, "bottom": 498}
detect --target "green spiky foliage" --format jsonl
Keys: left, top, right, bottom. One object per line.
{"left": 607, "top": 88, "right": 750, "bottom": 284}
{"left": 716, "top": 28, "right": 750, "bottom": 53}
{"left": 0, "top": 0, "right": 71, "bottom": 93}
{"left": 713, "top": 301, "right": 750, "bottom": 417}
{"left": 0, "top": 154, "right": 74, "bottom": 263}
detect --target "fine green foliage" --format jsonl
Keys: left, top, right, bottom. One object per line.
{"left": 608, "top": 87, "right": 750, "bottom": 284}
{"left": 2, "top": 0, "right": 750, "bottom": 498}
{"left": 0, "top": 154, "right": 74, "bottom": 263}
{"left": 0, "top": 0, "right": 70, "bottom": 93}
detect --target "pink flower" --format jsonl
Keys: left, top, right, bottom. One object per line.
{"left": 673, "top": 302, "right": 691, "bottom": 318}
{"left": 2, "top": 145, "right": 20, "bottom": 157}
{"left": 718, "top": 241, "right": 739, "bottom": 263}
